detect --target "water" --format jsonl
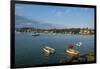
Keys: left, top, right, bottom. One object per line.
{"left": 15, "top": 32, "right": 94, "bottom": 66}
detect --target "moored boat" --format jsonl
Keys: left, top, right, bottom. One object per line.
{"left": 32, "top": 33, "right": 40, "bottom": 36}
{"left": 65, "top": 44, "right": 80, "bottom": 55}
{"left": 76, "top": 42, "right": 82, "bottom": 48}
{"left": 42, "top": 46, "right": 55, "bottom": 54}
{"left": 65, "top": 49, "right": 80, "bottom": 55}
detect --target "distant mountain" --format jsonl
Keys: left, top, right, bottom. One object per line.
{"left": 15, "top": 15, "right": 55, "bottom": 29}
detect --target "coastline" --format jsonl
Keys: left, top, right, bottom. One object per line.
{"left": 59, "top": 50, "right": 95, "bottom": 63}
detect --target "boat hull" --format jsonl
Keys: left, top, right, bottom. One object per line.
{"left": 65, "top": 49, "right": 80, "bottom": 55}
{"left": 42, "top": 46, "right": 55, "bottom": 54}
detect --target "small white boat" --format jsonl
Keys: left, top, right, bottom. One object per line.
{"left": 76, "top": 42, "right": 82, "bottom": 48}
{"left": 42, "top": 46, "right": 55, "bottom": 54}
{"left": 52, "top": 33, "right": 56, "bottom": 35}
{"left": 65, "top": 49, "right": 80, "bottom": 55}
{"left": 32, "top": 33, "right": 40, "bottom": 36}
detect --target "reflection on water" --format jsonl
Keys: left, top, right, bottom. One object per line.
{"left": 42, "top": 52, "right": 53, "bottom": 57}
{"left": 15, "top": 32, "right": 95, "bottom": 66}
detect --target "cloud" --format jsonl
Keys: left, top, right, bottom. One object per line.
{"left": 26, "top": 22, "right": 33, "bottom": 26}
{"left": 50, "top": 7, "right": 71, "bottom": 17}
{"left": 51, "top": 10, "right": 65, "bottom": 16}
{"left": 56, "top": 11, "right": 63, "bottom": 16}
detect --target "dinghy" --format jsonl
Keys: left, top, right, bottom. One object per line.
{"left": 76, "top": 42, "right": 82, "bottom": 48}
{"left": 65, "top": 44, "right": 80, "bottom": 55}
{"left": 65, "top": 49, "right": 80, "bottom": 55}
{"left": 42, "top": 46, "right": 55, "bottom": 54}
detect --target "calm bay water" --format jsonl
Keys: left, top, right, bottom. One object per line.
{"left": 15, "top": 32, "right": 94, "bottom": 66}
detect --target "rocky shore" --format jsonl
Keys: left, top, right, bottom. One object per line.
{"left": 59, "top": 51, "right": 95, "bottom": 63}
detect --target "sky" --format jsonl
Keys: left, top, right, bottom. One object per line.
{"left": 15, "top": 4, "right": 95, "bottom": 29}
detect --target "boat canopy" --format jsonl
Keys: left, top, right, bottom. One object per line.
{"left": 67, "top": 44, "right": 73, "bottom": 49}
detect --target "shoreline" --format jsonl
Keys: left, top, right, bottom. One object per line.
{"left": 15, "top": 31, "right": 95, "bottom": 35}
{"left": 59, "top": 51, "right": 95, "bottom": 63}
